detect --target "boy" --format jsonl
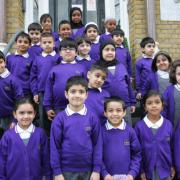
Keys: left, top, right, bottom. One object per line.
{"left": 0, "top": 51, "right": 23, "bottom": 130}
{"left": 43, "top": 38, "right": 87, "bottom": 121}
{"left": 50, "top": 76, "right": 102, "bottom": 180}
{"left": 6, "top": 32, "right": 32, "bottom": 96}
{"left": 85, "top": 63, "right": 110, "bottom": 123}
{"left": 101, "top": 97, "right": 141, "bottom": 179}
{"left": 135, "top": 37, "right": 155, "bottom": 100}
{"left": 30, "top": 32, "right": 60, "bottom": 127}
{"left": 28, "top": 22, "right": 43, "bottom": 59}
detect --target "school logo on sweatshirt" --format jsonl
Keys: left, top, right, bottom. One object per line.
{"left": 75, "top": 70, "right": 81, "bottom": 75}
{"left": 85, "top": 126, "right": 92, "bottom": 133}
{"left": 166, "top": 136, "right": 170, "bottom": 142}
{"left": 124, "top": 140, "right": 130, "bottom": 146}
{"left": 4, "top": 85, "right": 11, "bottom": 91}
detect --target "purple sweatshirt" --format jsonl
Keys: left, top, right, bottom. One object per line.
{"left": 89, "top": 42, "right": 100, "bottom": 61}
{"left": 99, "top": 33, "right": 112, "bottom": 43}
{"left": 28, "top": 44, "right": 43, "bottom": 60}
{"left": 71, "top": 27, "right": 85, "bottom": 40}
{"left": 50, "top": 107, "right": 102, "bottom": 175}
{"left": 0, "top": 127, "right": 52, "bottom": 180}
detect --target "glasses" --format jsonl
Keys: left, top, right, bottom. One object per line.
{"left": 61, "top": 47, "right": 76, "bottom": 51}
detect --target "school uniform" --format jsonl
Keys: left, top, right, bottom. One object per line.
{"left": 54, "top": 37, "right": 62, "bottom": 53}
{"left": 6, "top": 52, "right": 33, "bottom": 96}
{"left": 28, "top": 43, "right": 43, "bottom": 60}
{"left": 101, "top": 120, "right": 141, "bottom": 178}
{"left": 0, "top": 124, "right": 52, "bottom": 180}
{"left": 43, "top": 60, "right": 87, "bottom": 112}
{"left": 99, "top": 32, "right": 112, "bottom": 43}
{"left": 135, "top": 116, "right": 173, "bottom": 180}
{"left": 89, "top": 35, "right": 100, "bottom": 61}
{"left": 50, "top": 105, "right": 102, "bottom": 175}
{"left": 52, "top": 31, "right": 59, "bottom": 41}
{"left": 71, "top": 26, "right": 85, "bottom": 40}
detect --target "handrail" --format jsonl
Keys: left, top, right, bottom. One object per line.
{"left": 3, "top": 29, "right": 24, "bottom": 56}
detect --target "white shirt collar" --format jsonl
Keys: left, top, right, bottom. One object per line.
{"left": 157, "top": 70, "right": 169, "bottom": 79}
{"left": 174, "top": 84, "right": 180, "bottom": 91}
{"left": 116, "top": 44, "right": 124, "bottom": 48}
{"left": 92, "top": 35, "right": 100, "bottom": 44}
{"left": 105, "top": 119, "right": 126, "bottom": 130}
{"left": 142, "top": 54, "right": 153, "bottom": 59}
{"left": 143, "top": 115, "right": 163, "bottom": 129}
{"left": 61, "top": 60, "right": 76, "bottom": 64}
{"left": 105, "top": 31, "right": 111, "bottom": 35}
{"left": 15, "top": 51, "right": 29, "bottom": 58}
{"left": 42, "top": 50, "right": 56, "bottom": 57}
{"left": 76, "top": 55, "right": 91, "bottom": 61}
{"left": 88, "top": 86, "right": 102, "bottom": 92}
{"left": 0, "top": 69, "right": 10, "bottom": 78}
{"left": 65, "top": 105, "right": 87, "bottom": 116}
{"left": 59, "top": 37, "right": 62, "bottom": 41}
{"left": 31, "top": 42, "right": 40, "bottom": 46}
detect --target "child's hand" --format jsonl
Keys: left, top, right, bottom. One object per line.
{"left": 171, "top": 167, "right": 175, "bottom": 179}
{"left": 33, "top": 95, "right": 39, "bottom": 104}
{"left": 54, "top": 174, "right": 65, "bottom": 180}
{"left": 90, "top": 172, "right": 100, "bottom": 180}
{"left": 130, "top": 106, "right": 136, "bottom": 113}
{"left": 104, "top": 174, "right": 113, "bottom": 180}
{"left": 47, "top": 110, "right": 55, "bottom": 121}
{"left": 136, "top": 93, "right": 142, "bottom": 100}
{"left": 140, "top": 173, "right": 146, "bottom": 180}
{"left": 126, "top": 174, "right": 133, "bottom": 180}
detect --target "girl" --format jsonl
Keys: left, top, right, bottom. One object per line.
{"left": 84, "top": 22, "right": 100, "bottom": 61}
{"left": 135, "top": 90, "right": 175, "bottom": 180}
{"left": 163, "top": 59, "right": 180, "bottom": 127}
{"left": 141, "top": 51, "right": 172, "bottom": 97}
{"left": 97, "top": 40, "right": 136, "bottom": 126}
{"left": 69, "top": 7, "right": 85, "bottom": 40}
{"left": 0, "top": 97, "right": 52, "bottom": 180}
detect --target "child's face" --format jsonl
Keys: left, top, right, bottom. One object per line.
{"left": 87, "top": 69, "right": 106, "bottom": 89}
{"left": 28, "top": 30, "right": 41, "bottom": 44}
{"left": 156, "top": 55, "right": 170, "bottom": 71}
{"left": 142, "top": 43, "right": 155, "bottom": 57}
{"left": 16, "top": 36, "right": 30, "bottom": 54}
{"left": 40, "top": 36, "right": 54, "bottom": 53}
{"left": 71, "top": 10, "right": 82, "bottom": 24}
{"left": 175, "top": 66, "right": 180, "bottom": 84}
{"left": 105, "top": 20, "right": 116, "bottom": 33}
{"left": 86, "top": 27, "right": 98, "bottom": 42}
{"left": 41, "top": 17, "right": 52, "bottom": 31}
{"left": 65, "top": 85, "right": 88, "bottom": 110}
{"left": 13, "top": 103, "right": 35, "bottom": 130}
{"left": 104, "top": 101, "right": 126, "bottom": 127}
{"left": 113, "top": 34, "right": 124, "bottom": 46}
{"left": 60, "top": 47, "right": 77, "bottom": 62}
{"left": 102, "top": 44, "right": 115, "bottom": 61}
{"left": 144, "top": 95, "right": 163, "bottom": 117}
{"left": 78, "top": 42, "right": 91, "bottom": 57}
{"left": 0, "top": 58, "right": 6, "bottom": 74}
{"left": 59, "top": 24, "right": 72, "bottom": 39}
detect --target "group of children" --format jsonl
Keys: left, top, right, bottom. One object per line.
{"left": 0, "top": 6, "right": 180, "bottom": 180}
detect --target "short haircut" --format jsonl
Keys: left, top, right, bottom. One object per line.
{"left": 28, "top": 22, "right": 42, "bottom": 32}
{"left": 89, "top": 63, "right": 108, "bottom": 76}
{"left": 58, "top": 20, "right": 71, "bottom": 30}
{"left": 40, "top": 32, "right": 54, "bottom": 40}
{"left": 59, "top": 38, "right": 77, "bottom": 51}
{"left": 65, "top": 76, "right": 88, "bottom": 92}
{"left": 0, "top": 51, "right": 5, "bottom": 62}
{"left": 40, "top": 14, "right": 52, "bottom": 24}
{"left": 111, "top": 28, "right": 125, "bottom": 37}
{"left": 170, "top": 59, "right": 180, "bottom": 84}
{"left": 140, "top": 37, "right": 155, "bottom": 48}
{"left": 75, "top": 37, "right": 91, "bottom": 46}
{"left": 151, "top": 51, "right": 172, "bottom": 72}
{"left": 104, "top": 96, "right": 126, "bottom": 112}
{"left": 15, "top": 31, "right": 31, "bottom": 44}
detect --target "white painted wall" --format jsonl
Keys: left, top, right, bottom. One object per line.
{"left": 105, "top": 0, "right": 115, "bottom": 18}
{"left": 38, "top": 0, "right": 49, "bottom": 20}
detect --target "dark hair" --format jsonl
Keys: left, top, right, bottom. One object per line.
{"left": 0, "top": 51, "right": 5, "bottom": 62}
{"left": 104, "top": 96, "right": 126, "bottom": 112}
{"left": 58, "top": 20, "right": 71, "bottom": 30}
{"left": 14, "top": 97, "right": 37, "bottom": 112}
{"left": 84, "top": 23, "right": 99, "bottom": 34}
{"left": 65, "top": 76, "right": 88, "bottom": 92}
{"left": 69, "top": 7, "right": 83, "bottom": 28}
{"left": 75, "top": 37, "right": 91, "bottom": 46}
{"left": 111, "top": 28, "right": 125, "bottom": 37}
{"left": 151, "top": 51, "right": 172, "bottom": 72}
{"left": 140, "top": 37, "right": 155, "bottom": 48}
{"left": 28, "top": 22, "right": 42, "bottom": 32}
{"left": 40, "top": 32, "right": 54, "bottom": 40}
{"left": 40, "top": 13, "right": 52, "bottom": 24}
{"left": 89, "top": 63, "right": 108, "bottom": 76}
{"left": 15, "top": 31, "right": 31, "bottom": 45}
{"left": 142, "top": 90, "right": 164, "bottom": 107}
{"left": 170, "top": 59, "right": 180, "bottom": 84}
{"left": 59, "top": 37, "right": 77, "bottom": 51}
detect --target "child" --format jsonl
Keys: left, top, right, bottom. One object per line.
{"left": 135, "top": 37, "right": 155, "bottom": 100}
{"left": 98, "top": 40, "right": 136, "bottom": 126}
{"left": 0, "top": 97, "right": 52, "bottom": 179}
{"left": 50, "top": 76, "right": 102, "bottom": 180}
{"left": 112, "top": 28, "right": 133, "bottom": 77}
{"left": 43, "top": 38, "right": 87, "bottom": 121}
{"left": 28, "top": 22, "right": 43, "bottom": 59}
{"left": 6, "top": 31, "right": 33, "bottom": 96}
{"left": 84, "top": 22, "right": 100, "bottom": 61}
{"left": 101, "top": 97, "right": 141, "bottom": 179}
{"left": 40, "top": 13, "right": 59, "bottom": 41}
{"left": 85, "top": 63, "right": 110, "bottom": 124}
{"left": 55, "top": 20, "right": 72, "bottom": 52}
{"left": 30, "top": 32, "right": 60, "bottom": 127}
{"left": 0, "top": 51, "right": 23, "bottom": 130}
{"left": 100, "top": 17, "right": 116, "bottom": 43}
{"left": 163, "top": 59, "right": 180, "bottom": 127}
{"left": 69, "top": 7, "right": 85, "bottom": 40}
{"left": 135, "top": 90, "right": 175, "bottom": 180}
{"left": 141, "top": 51, "right": 172, "bottom": 97}
{"left": 76, "top": 37, "right": 96, "bottom": 71}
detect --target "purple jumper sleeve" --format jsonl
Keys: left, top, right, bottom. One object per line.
{"left": 127, "top": 50, "right": 133, "bottom": 77}
{"left": 135, "top": 61, "right": 142, "bottom": 93}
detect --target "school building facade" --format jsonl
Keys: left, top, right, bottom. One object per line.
{"left": 0, "top": 0, "right": 180, "bottom": 61}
